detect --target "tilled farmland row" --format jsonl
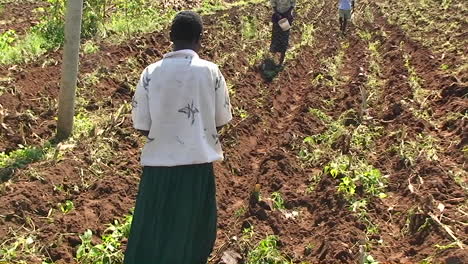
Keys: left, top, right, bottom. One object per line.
{"left": 0, "top": 0, "right": 466, "bottom": 263}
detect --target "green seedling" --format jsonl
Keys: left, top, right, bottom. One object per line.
{"left": 306, "top": 172, "right": 322, "bottom": 193}
{"left": 439, "top": 64, "right": 449, "bottom": 70}
{"left": 271, "top": 192, "right": 286, "bottom": 210}
{"left": 76, "top": 213, "right": 133, "bottom": 264}
{"left": 324, "top": 155, "right": 387, "bottom": 199}
{"left": 58, "top": 200, "right": 74, "bottom": 214}
{"left": 246, "top": 235, "right": 292, "bottom": 264}
{"left": 235, "top": 206, "right": 247, "bottom": 218}
{"left": 434, "top": 242, "right": 458, "bottom": 251}
{"left": 234, "top": 107, "right": 249, "bottom": 120}
{"left": 364, "top": 254, "right": 379, "bottom": 264}
{"left": 419, "top": 257, "right": 434, "bottom": 264}
{"left": 242, "top": 225, "right": 255, "bottom": 241}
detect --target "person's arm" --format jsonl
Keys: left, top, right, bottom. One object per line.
{"left": 132, "top": 68, "right": 152, "bottom": 138}
{"left": 286, "top": 0, "right": 295, "bottom": 17}
{"left": 214, "top": 67, "right": 233, "bottom": 130}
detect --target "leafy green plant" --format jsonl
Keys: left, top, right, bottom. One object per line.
{"left": 324, "top": 155, "right": 350, "bottom": 179}
{"left": 199, "top": 0, "right": 225, "bottom": 14}
{"left": 73, "top": 112, "right": 95, "bottom": 138}
{"left": 0, "top": 143, "right": 52, "bottom": 171}
{"left": 76, "top": 214, "right": 133, "bottom": 264}
{"left": 300, "top": 24, "right": 316, "bottom": 47}
{"left": 419, "top": 257, "right": 434, "bottom": 264}
{"left": 242, "top": 226, "right": 255, "bottom": 241}
{"left": 234, "top": 107, "right": 249, "bottom": 120}
{"left": 324, "top": 155, "right": 386, "bottom": 199}
{"left": 306, "top": 172, "right": 322, "bottom": 193}
{"left": 83, "top": 41, "right": 100, "bottom": 54}
{"left": 0, "top": 30, "right": 17, "bottom": 50}
{"left": 308, "top": 108, "right": 332, "bottom": 123}
{"left": 351, "top": 125, "right": 383, "bottom": 150}
{"left": 58, "top": 200, "right": 74, "bottom": 214}
{"left": 358, "top": 30, "right": 372, "bottom": 41}
{"left": 364, "top": 254, "right": 379, "bottom": 264}
{"left": 439, "top": 64, "right": 450, "bottom": 70}
{"left": 299, "top": 109, "right": 353, "bottom": 165}
{"left": 0, "top": 30, "right": 47, "bottom": 65}
{"left": 271, "top": 192, "right": 285, "bottom": 210}
{"left": 246, "top": 235, "right": 291, "bottom": 264}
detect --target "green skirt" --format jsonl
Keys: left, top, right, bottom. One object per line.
{"left": 124, "top": 163, "right": 217, "bottom": 264}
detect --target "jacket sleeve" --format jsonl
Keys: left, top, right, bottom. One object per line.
{"left": 214, "top": 66, "right": 233, "bottom": 127}
{"left": 132, "top": 68, "right": 151, "bottom": 131}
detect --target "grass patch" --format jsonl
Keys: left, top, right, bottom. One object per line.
{"left": 0, "top": 141, "right": 57, "bottom": 173}
{"left": 0, "top": 30, "right": 48, "bottom": 65}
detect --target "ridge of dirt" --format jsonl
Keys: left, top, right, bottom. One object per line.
{"left": 211, "top": 6, "right": 374, "bottom": 264}
{"left": 356, "top": 5, "right": 468, "bottom": 263}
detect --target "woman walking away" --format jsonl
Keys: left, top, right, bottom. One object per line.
{"left": 339, "top": 0, "right": 355, "bottom": 34}
{"left": 270, "top": 0, "right": 296, "bottom": 66}
{"left": 124, "top": 11, "right": 233, "bottom": 264}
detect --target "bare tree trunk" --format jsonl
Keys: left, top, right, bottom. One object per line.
{"left": 57, "top": 0, "right": 84, "bottom": 140}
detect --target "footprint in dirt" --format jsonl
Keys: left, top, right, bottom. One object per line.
{"left": 259, "top": 58, "right": 283, "bottom": 82}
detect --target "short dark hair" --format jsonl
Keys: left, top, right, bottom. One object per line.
{"left": 170, "top": 11, "right": 203, "bottom": 42}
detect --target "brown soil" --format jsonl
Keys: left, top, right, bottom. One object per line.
{"left": 0, "top": 0, "right": 466, "bottom": 263}
{"left": 0, "top": 1, "right": 46, "bottom": 35}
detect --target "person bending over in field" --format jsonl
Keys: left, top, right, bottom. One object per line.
{"left": 124, "top": 11, "right": 232, "bottom": 264}
{"left": 339, "top": 0, "right": 355, "bottom": 33}
{"left": 270, "top": 0, "right": 296, "bottom": 66}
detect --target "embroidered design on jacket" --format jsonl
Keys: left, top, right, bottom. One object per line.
{"left": 178, "top": 100, "right": 199, "bottom": 125}
{"left": 212, "top": 134, "right": 220, "bottom": 145}
{"left": 215, "top": 77, "right": 221, "bottom": 91}
{"left": 142, "top": 71, "right": 151, "bottom": 91}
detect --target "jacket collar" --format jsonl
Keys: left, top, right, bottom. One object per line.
{"left": 164, "top": 49, "right": 199, "bottom": 59}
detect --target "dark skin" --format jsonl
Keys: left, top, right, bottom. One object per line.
{"left": 137, "top": 35, "right": 225, "bottom": 137}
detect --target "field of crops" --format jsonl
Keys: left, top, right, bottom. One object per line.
{"left": 0, "top": 0, "right": 467, "bottom": 263}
